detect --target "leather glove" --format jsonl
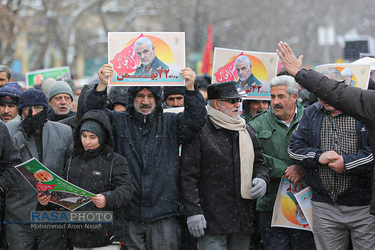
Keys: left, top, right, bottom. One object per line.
{"left": 20, "top": 109, "right": 48, "bottom": 138}
{"left": 187, "top": 214, "right": 206, "bottom": 238}
{"left": 251, "top": 178, "right": 267, "bottom": 199}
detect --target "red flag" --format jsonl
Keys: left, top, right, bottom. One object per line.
{"left": 213, "top": 53, "right": 243, "bottom": 82}
{"left": 201, "top": 24, "right": 213, "bottom": 75}
{"left": 110, "top": 34, "right": 143, "bottom": 74}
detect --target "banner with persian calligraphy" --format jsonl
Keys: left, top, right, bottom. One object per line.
{"left": 212, "top": 47, "right": 278, "bottom": 100}
{"left": 108, "top": 32, "right": 185, "bottom": 86}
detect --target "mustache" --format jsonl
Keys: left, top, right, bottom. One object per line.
{"left": 273, "top": 104, "right": 283, "bottom": 109}
{"left": 140, "top": 104, "right": 151, "bottom": 109}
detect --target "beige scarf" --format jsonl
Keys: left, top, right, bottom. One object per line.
{"left": 207, "top": 105, "right": 255, "bottom": 199}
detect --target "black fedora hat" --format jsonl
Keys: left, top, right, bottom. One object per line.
{"left": 207, "top": 81, "right": 244, "bottom": 100}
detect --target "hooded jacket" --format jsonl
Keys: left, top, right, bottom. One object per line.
{"left": 84, "top": 85, "right": 207, "bottom": 222}
{"left": 64, "top": 109, "right": 133, "bottom": 248}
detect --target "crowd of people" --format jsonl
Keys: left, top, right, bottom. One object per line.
{"left": 0, "top": 39, "right": 375, "bottom": 250}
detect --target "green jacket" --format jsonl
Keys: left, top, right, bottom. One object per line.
{"left": 249, "top": 102, "right": 304, "bottom": 212}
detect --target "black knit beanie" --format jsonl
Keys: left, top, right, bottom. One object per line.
{"left": 80, "top": 120, "right": 107, "bottom": 145}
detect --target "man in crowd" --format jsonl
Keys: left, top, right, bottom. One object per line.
{"left": 276, "top": 40, "right": 375, "bottom": 216}
{"left": 0, "top": 65, "right": 14, "bottom": 89}
{"left": 0, "top": 118, "right": 22, "bottom": 248}
{"left": 180, "top": 81, "right": 269, "bottom": 249}
{"left": 47, "top": 80, "right": 76, "bottom": 121}
{"left": 162, "top": 86, "right": 185, "bottom": 108}
{"left": 0, "top": 82, "right": 23, "bottom": 123}
{"left": 249, "top": 75, "right": 315, "bottom": 249}
{"left": 134, "top": 37, "right": 168, "bottom": 75}
{"left": 241, "top": 99, "right": 269, "bottom": 123}
{"left": 84, "top": 64, "right": 206, "bottom": 249}
{"left": 235, "top": 55, "right": 261, "bottom": 91}
{"left": 288, "top": 67, "right": 375, "bottom": 249}
{"left": 108, "top": 86, "right": 129, "bottom": 112}
{"left": 5, "top": 88, "right": 73, "bottom": 250}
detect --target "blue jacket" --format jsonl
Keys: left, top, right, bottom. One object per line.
{"left": 84, "top": 85, "right": 207, "bottom": 222}
{"left": 288, "top": 101, "right": 373, "bottom": 206}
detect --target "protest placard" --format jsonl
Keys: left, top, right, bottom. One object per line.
{"left": 108, "top": 32, "right": 185, "bottom": 86}
{"left": 15, "top": 158, "right": 95, "bottom": 211}
{"left": 316, "top": 63, "right": 370, "bottom": 89}
{"left": 212, "top": 47, "right": 278, "bottom": 99}
{"left": 271, "top": 176, "right": 312, "bottom": 232}
{"left": 26, "top": 67, "right": 71, "bottom": 87}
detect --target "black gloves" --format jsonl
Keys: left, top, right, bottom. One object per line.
{"left": 20, "top": 109, "right": 48, "bottom": 138}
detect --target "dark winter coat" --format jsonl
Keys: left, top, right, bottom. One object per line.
{"left": 48, "top": 109, "right": 76, "bottom": 122}
{"left": 294, "top": 69, "right": 375, "bottom": 214}
{"left": 65, "top": 109, "right": 133, "bottom": 248}
{"left": 0, "top": 122, "right": 22, "bottom": 236}
{"left": 180, "top": 118, "right": 269, "bottom": 235}
{"left": 288, "top": 101, "right": 372, "bottom": 206}
{"left": 6, "top": 119, "right": 73, "bottom": 222}
{"left": 84, "top": 85, "right": 207, "bottom": 223}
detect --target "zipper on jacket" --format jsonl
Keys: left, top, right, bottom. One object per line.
{"left": 143, "top": 115, "right": 146, "bottom": 124}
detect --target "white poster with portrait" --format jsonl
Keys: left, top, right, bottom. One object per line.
{"left": 212, "top": 47, "right": 278, "bottom": 100}
{"left": 316, "top": 63, "right": 370, "bottom": 89}
{"left": 108, "top": 32, "right": 185, "bottom": 86}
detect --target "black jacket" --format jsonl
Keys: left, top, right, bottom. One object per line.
{"left": 288, "top": 101, "right": 372, "bottom": 206}
{"left": 0, "top": 122, "right": 22, "bottom": 237}
{"left": 48, "top": 109, "right": 76, "bottom": 122}
{"left": 180, "top": 118, "right": 269, "bottom": 234}
{"left": 84, "top": 85, "right": 207, "bottom": 223}
{"left": 65, "top": 109, "right": 133, "bottom": 248}
{"left": 295, "top": 69, "right": 375, "bottom": 213}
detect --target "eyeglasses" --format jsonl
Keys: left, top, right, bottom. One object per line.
{"left": 22, "top": 106, "right": 44, "bottom": 113}
{"left": 218, "top": 98, "right": 242, "bottom": 104}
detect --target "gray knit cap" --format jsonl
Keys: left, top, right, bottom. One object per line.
{"left": 48, "top": 81, "right": 74, "bottom": 101}
{"left": 80, "top": 120, "right": 107, "bottom": 145}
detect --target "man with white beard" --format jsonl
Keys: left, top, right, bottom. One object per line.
{"left": 180, "top": 81, "right": 269, "bottom": 249}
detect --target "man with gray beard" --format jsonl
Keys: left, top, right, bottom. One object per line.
{"left": 249, "top": 75, "right": 315, "bottom": 249}
{"left": 180, "top": 81, "right": 269, "bottom": 249}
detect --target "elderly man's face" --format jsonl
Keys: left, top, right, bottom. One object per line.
{"left": 134, "top": 88, "right": 156, "bottom": 115}
{"left": 0, "top": 103, "right": 18, "bottom": 122}
{"left": 49, "top": 94, "right": 73, "bottom": 115}
{"left": 214, "top": 98, "right": 241, "bottom": 120}
{"left": 271, "top": 85, "right": 297, "bottom": 122}
{"left": 236, "top": 61, "right": 252, "bottom": 82}
{"left": 136, "top": 43, "right": 156, "bottom": 67}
